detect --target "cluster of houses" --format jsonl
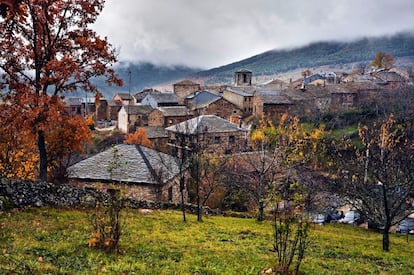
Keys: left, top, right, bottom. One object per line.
{"left": 66, "top": 68, "right": 413, "bottom": 204}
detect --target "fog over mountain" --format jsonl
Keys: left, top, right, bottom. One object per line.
{"left": 94, "top": 0, "right": 414, "bottom": 68}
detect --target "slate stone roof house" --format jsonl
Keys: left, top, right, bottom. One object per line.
{"left": 166, "top": 115, "right": 248, "bottom": 154}
{"left": 133, "top": 88, "right": 161, "bottom": 104}
{"left": 113, "top": 92, "right": 134, "bottom": 105}
{"left": 148, "top": 106, "right": 193, "bottom": 127}
{"left": 67, "top": 144, "right": 187, "bottom": 203}
{"left": 95, "top": 98, "right": 122, "bottom": 121}
{"left": 141, "top": 92, "right": 179, "bottom": 108}
{"left": 253, "top": 90, "right": 293, "bottom": 119}
{"left": 118, "top": 105, "right": 153, "bottom": 133}
{"left": 222, "top": 70, "right": 256, "bottom": 115}
{"left": 173, "top": 79, "right": 201, "bottom": 105}
{"left": 185, "top": 90, "right": 243, "bottom": 122}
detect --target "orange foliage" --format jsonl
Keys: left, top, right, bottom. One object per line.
{"left": 124, "top": 128, "right": 152, "bottom": 147}
{"left": 0, "top": 0, "right": 121, "bottom": 181}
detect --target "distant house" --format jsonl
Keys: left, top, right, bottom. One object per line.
{"left": 133, "top": 88, "right": 160, "bottom": 104}
{"left": 223, "top": 87, "right": 255, "bottom": 114}
{"left": 67, "top": 144, "right": 187, "bottom": 203}
{"left": 140, "top": 126, "right": 170, "bottom": 152}
{"left": 166, "top": 115, "right": 248, "bottom": 155}
{"left": 95, "top": 98, "right": 122, "bottom": 121}
{"left": 113, "top": 92, "right": 134, "bottom": 105}
{"left": 304, "top": 74, "right": 325, "bottom": 85}
{"left": 148, "top": 106, "right": 193, "bottom": 127}
{"left": 185, "top": 90, "right": 243, "bottom": 121}
{"left": 219, "top": 70, "right": 256, "bottom": 114}
{"left": 64, "top": 97, "right": 96, "bottom": 117}
{"left": 141, "top": 92, "right": 179, "bottom": 108}
{"left": 118, "top": 105, "right": 153, "bottom": 133}
{"left": 371, "top": 70, "right": 406, "bottom": 89}
{"left": 253, "top": 90, "right": 293, "bottom": 119}
{"left": 173, "top": 80, "right": 201, "bottom": 105}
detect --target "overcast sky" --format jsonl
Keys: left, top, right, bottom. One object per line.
{"left": 93, "top": 0, "right": 414, "bottom": 69}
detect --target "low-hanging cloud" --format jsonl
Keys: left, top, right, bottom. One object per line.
{"left": 93, "top": 0, "right": 414, "bottom": 69}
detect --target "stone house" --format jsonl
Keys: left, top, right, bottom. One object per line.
{"left": 141, "top": 92, "right": 179, "bottom": 108}
{"left": 185, "top": 90, "right": 243, "bottom": 121}
{"left": 166, "top": 115, "right": 248, "bottom": 155}
{"left": 64, "top": 97, "right": 96, "bottom": 117}
{"left": 148, "top": 106, "right": 193, "bottom": 127}
{"left": 252, "top": 90, "right": 293, "bottom": 119}
{"left": 133, "top": 88, "right": 161, "bottom": 104}
{"left": 118, "top": 105, "right": 153, "bottom": 133}
{"left": 173, "top": 79, "right": 201, "bottom": 105}
{"left": 67, "top": 144, "right": 187, "bottom": 203}
{"left": 140, "top": 126, "right": 170, "bottom": 152}
{"left": 113, "top": 92, "right": 134, "bottom": 105}
{"left": 223, "top": 87, "right": 255, "bottom": 114}
{"left": 95, "top": 98, "right": 122, "bottom": 121}
{"left": 371, "top": 70, "right": 406, "bottom": 90}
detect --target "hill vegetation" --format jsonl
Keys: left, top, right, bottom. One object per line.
{"left": 1, "top": 208, "right": 414, "bottom": 274}
{"left": 193, "top": 32, "right": 414, "bottom": 84}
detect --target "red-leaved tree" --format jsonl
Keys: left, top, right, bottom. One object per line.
{"left": 0, "top": 0, "right": 121, "bottom": 181}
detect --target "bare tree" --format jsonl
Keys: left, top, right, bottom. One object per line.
{"left": 332, "top": 115, "right": 414, "bottom": 251}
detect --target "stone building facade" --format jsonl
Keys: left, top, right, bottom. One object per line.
{"left": 173, "top": 80, "right": 201, "bottom": 105}
{"left": 67, "top": 144, "right": 187, "bottom": 204}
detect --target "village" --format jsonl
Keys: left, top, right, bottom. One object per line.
{"left": 64, "top": 66, "right": 414, "bottom": 206}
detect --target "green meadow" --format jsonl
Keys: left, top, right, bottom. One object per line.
{"left": 1, "top": 207, "right": 413, "bottom": 274}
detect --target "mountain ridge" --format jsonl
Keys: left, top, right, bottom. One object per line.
{"left": 191, "top": 32, "right": 414, "bottom": 84}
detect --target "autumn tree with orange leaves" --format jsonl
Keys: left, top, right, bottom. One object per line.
{"left": 0, "top": 0, "right": 121, "bottom": 181}
{"left": 124, "top": 128, "right": 152, "bottom": 147}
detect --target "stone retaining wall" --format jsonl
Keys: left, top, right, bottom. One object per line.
{"left": 0, "top": 178, "right": 218, "bottom": 215}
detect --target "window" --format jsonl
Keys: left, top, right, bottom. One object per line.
{"left": 229, "top": 135, "right": 235, "bottom": 143}
{"left": 214, "top": 136, "right": 221, "bottom": 144}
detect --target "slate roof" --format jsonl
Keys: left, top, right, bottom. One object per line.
{"left": 123, "top": 105, "right": 153, "bottom": 115}
{"left": 115, "top": 93, "right": 133, "bottom": 100}
{"left": 150, "top": 93, "right": 178, "bottom": 104}
{"left": 257, "top": 90, "right": 292, "bottom": 105}
{"left": 166, "top": 115, "right": 246, "bottom": 135}
{"left": 226, "top": 87, "right": 256, "bottom": 96}
{"left": 158, "top": 106, "right": 191, "bottom": 117}
{"left": 373, "top": 71, "right": 405, "bottom": 82}
{"left": 134, "top": 88, "right": 160, "bottom": 102}
{"left": 140, "top": 126, "right": 169, "bottom": 139}
{"left": 67, "top": 144, "right": 180, "bottom": 184}
{"left": 187, "top": 90, "right": 222, "bottom": 108}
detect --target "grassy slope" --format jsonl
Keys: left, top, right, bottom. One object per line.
{"left": 1, "top": 208, "right": 414, "bottom": 274}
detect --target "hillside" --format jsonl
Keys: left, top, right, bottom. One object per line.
{"left": 93, "top": 62, "right": 200, "bottom": 98}
{"left": 193, "top": 32, "right": 414, "bottom": 84}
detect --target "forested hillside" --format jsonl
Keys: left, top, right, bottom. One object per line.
{"left": 194, "top": 32, "right": 414, "bottom": 83}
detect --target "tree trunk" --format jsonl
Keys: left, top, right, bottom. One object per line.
{"left": 38, "top": 129, "right": 47, "bottom": 182}
{"left": 258, "top": 201, "right": 265, "bottom": 221}
{"left": 382, "top": 227, "right": 390, "bottom": 252}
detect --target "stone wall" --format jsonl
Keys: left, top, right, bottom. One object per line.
{"left": 0, "top": 178, "right": 208, "bottom": 214}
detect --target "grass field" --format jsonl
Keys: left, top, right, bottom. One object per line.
{"left": 1, "top": 207, "right": 414, "bottom": 274}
